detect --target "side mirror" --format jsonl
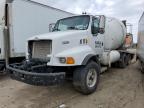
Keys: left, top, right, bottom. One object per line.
{"left": 99, "top": 15, "right": 105, "bottom": 34}
{"left": 49, "top": 23, "right": 55, "bottom": 32}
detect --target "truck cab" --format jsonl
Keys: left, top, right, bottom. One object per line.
{"left": 27, "top": 15, "right": 105, "bottom": 66}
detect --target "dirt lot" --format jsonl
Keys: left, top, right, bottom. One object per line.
{"left": 0, "top": 62, "right": 144, "bottom": 108}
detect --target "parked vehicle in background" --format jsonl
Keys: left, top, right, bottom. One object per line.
{"left": 8, "top": 14, "right": 136, "bottom": 94}
{"left": 0, "top": 0, "right": 74, "bottom": 72}
{"left": 137, "top": 12, "right": 144, "bottom": 73}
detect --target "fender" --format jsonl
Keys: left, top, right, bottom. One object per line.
{"left": 54, "top": 46, "right": 95, "bottom": 66}
{"left": 82, "top": 54, "right": 100, "bottom": 65}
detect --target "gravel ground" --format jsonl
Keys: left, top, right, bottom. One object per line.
{"left": 0, "top": 62, "right": 144, "bottom": 108}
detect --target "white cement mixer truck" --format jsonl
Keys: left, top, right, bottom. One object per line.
{"left": 8, "top": 15, "right": 135, "bottom": 94}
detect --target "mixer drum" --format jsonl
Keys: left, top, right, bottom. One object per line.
{"left": 104, "top": 17, "right": 126, "bottom": 50}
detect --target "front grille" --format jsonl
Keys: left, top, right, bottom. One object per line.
{"left": 32, "top": 40, "right": 52, "bottom": 59}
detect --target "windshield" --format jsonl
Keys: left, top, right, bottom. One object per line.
{"left": 53, "top": 15, "right": 90, "bottom": 31}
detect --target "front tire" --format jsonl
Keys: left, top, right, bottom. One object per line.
{"left": 73, "top": 61, "right": 100, "bottom": 95}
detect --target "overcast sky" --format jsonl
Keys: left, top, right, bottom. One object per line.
{"left": 33, "top": 0, "right": 144, "bottom": 43}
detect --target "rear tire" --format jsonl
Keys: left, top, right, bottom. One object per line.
{"left": 126, "top": 54, "right": 132, "bottom": 65}
{"left": 119, "top": 53, "right": 127, "bottom": 68}
{"left": 73, "top": 61, "right": 100, "bottom": 95}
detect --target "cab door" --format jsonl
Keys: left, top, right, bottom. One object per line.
{"left": 90, "top": 16, "right": 105, "bottom": 55}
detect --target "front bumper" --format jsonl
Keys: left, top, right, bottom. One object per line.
{"left": 7, "top": 65, "right": 65, "bottom": 86}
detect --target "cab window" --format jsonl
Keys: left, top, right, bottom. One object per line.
{"left": 91, "top": 17, "right": 100, "bottom": 35}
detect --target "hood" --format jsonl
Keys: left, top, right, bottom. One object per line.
{"left": 0, "top": 0, "right": 6, "bottom": 25}
{"left": 28, "top": 30, "right": 88, "bottom": 41}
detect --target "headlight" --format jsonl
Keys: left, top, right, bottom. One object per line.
{"left": 59, "top": 57, "right": 66, "bottom": 64}
{"left": 59, "top": 57, "right": 75, "bottom": 64}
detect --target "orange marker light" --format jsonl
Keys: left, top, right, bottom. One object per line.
{"left": 66, "top": 57, "right": 75, "bottom": 64}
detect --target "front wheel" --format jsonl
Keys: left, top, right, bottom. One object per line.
{"left": 73, "top": 61, "right": 100, "bottom": 95}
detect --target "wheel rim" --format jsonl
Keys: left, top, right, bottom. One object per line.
{"left": 86, "top": 68, "right": 97, "bottom": 88}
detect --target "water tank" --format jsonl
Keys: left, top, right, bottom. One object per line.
{"left": 104, "top": 17, "right": 126, "bottom": 50}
